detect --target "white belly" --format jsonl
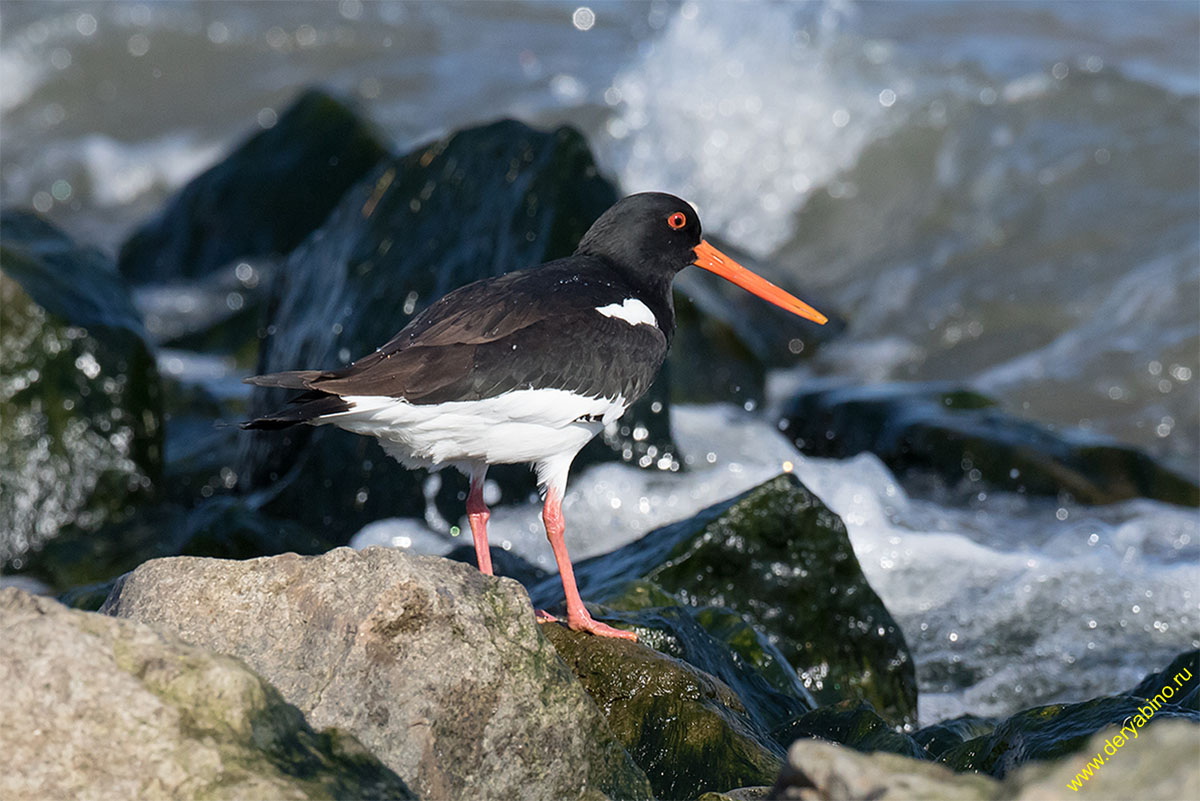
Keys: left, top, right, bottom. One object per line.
{"left": 325, "top": 388, "right": 627, "bottom": 470}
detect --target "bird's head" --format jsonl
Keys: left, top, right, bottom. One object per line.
{"left": 576, "top": 192, "right": 827, "bottom": 325}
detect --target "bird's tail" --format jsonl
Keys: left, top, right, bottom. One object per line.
{"left": 241, "top": 370, "right": 350, "bottom": 430}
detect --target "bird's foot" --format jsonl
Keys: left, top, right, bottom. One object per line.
{"left": 534, "top": 609, "right": 559, "bottom": 623}
{"left": 567, "top": 612, "right": 638, "bottom": 641}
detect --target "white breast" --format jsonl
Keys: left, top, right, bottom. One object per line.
{"left": 595, "top": 298, "right": 657, "bottom": 327}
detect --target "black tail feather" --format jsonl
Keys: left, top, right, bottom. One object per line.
{"left": 241, "top": 393, "right": 352, "bottom": 430}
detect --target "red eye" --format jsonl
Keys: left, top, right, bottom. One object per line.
{"left": 668, "top": 212, "right": 687, "bottom": 230}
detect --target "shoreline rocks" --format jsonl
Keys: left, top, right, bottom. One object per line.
{"left": 101, "top": 547, "right": 652, "bottom": 801}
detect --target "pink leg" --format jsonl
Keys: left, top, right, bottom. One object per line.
{"left": 467, "top": 471, "right": 492, "bottom": 576}
{"left": 542, "top": 489, "right": 637, "bottom": 641}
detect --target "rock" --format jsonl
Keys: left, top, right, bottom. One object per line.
{"left": 101, "top": 547, "right": 652, "bottom": 801}
{"left": 772, "top": 701, "right": 927, "bottom": 760}
{"left": 780, "top": 382, "right": 1200, "bottom": 506}
{"left": 914, "top": 715, "right": 1000, "bottom": 759}
{"left": 562, "top": 579, "right": 816, "bottom": 735}
{"left": 0, "top": 587, "right": 413, "bottom": 801}
{"left": 133, "top": 257, "right": 277, "bottom": 364}
{"left": 696, "top": 789, "right": 771, "bottom": 801}
{"left": 1126, "top": 649, "right": 1199, "bottom": 710}
{"left": 1, "top": 211, "right": 162, "bottom": 568}
{"left": 937, "top": 695, "right": 1199, "bottom": 778}
{"left": 239, "top": 118, "right": 684, "bottom": 538}
{"left": 772, "top": 737, "right": 998, "bottom": 801}
{"left": 1007, "top": 720, "right": 1199, "bottom": 800}
{"left": 542, "top": 622, "right": 782, "bottom": 800}
{"left": 118, "top": 89, "right": 389, "bottom": 284}
{"left": 544, "top": 473, "right": 918, "bottom": 726}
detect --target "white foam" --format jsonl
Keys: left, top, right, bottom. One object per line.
{"left": 598, "top": 1, "right": 908, "bottom": 255}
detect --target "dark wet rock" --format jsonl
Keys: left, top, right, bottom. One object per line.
{"left": 1126, "top": 649, "right": 1199, "bottom": 710}
{"left": 102, "top": 547, "right": 652, "bottom": 801}
{"left": 542, "top": 622, "right": 782, "bottom": 799}
{"left": 772, "top": 737, "right": 997, "bottom": 801}
{"left": 24, "top": 496, "right": 334, "bottom": 593}
{"left": 119, "top": 89, "right": 389, "bottom": 284}
{"left": 548, "top": 473, "right": 918, "bottom": 727}
{"left": 568, "top": 579, "right": 816, "bottom": 734}
{"left": 772, "top": 700, "right": 927, "bottom": 759}
{"left": 780, "top": 382, "right": 1200, "bottom": 506}
{"left": 936, "top": 694, "right": 1199, "bottom": 778}
{"left": 445, "top": 543, "right": 549, "bottom": 587}
{"left": 0, "top": 587, "right": 413, "bottom": 801}
{"left": 134, "top": 258, "right": 277, "bottom": 365}
{"left": 1, "top": 211, "right": 162, "bottom": 567}
{"left": 914, "top": 715, "right": 1000, "bottom": 760}
{"left": 239, "top": 118, "right": 685, "bottom": 537}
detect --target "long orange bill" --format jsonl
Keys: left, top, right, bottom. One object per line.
{"left": 692, "top": 239, "right": 828, "bottom": 325}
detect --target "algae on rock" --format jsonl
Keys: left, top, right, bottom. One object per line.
{"left": 543, "top": 622, "right": 782, "bottom": 800}
{"left": 1, "top": 212, "right": 162, "bottom": 568}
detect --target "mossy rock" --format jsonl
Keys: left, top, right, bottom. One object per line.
{"left": 913, "top": 715, "right": 1000, "bottom": 760}
{"left": 780, "top": 381, "right": 1199, "bottom": 506}
{"left": 1, "top": 212, "right": 162, "bottom": 568}
{"left": 938, "top": 695, "right": 1199, "bottom": 778}
{"left": 579, "top": 580, "right": 816, "bottom": 734}
{"left": 772, "top": 700, "right": 926, "bottom": 759}
{"left": 553, "top": 473, "right": 918, "bottom": 727}
{"left": 543, "top": 622, "right": 782, "bottom": 799}
{"left": 118, "top": 88, "right": 389, "bottom": 283}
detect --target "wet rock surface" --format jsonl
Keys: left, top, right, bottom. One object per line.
{"left": 540, "top": 473, "right": 918, "bottom": 727}
{"left": 118, "top": 89, "right": 389, "bottom": 284}
{"left": 780, "top": 382, "right": 1200, "bottom": 506}
{"left": 543, "top": 622, "right": 782, "bottom": 799}
{"left": 0, "top": 587, "right": 413, "bottom": 801}
{"left": 1, "top": 212, "right": 162, "bottom": 568}
{"left": 101, "top": 547, "right": 652, "bottom": 801}
{"left": 773, "top": 700, "right": 927, "bottom": 760}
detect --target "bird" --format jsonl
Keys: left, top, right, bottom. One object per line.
{"left": 243, "top": 192, "right": 826, "bottom": 640}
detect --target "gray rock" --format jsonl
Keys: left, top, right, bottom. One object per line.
{"left": 773, "top": 737, "right": 998, "bottom": 800}
{"left": 0, "top": 587, "right": 413, "bottom": 801}
{"left": 102, "top": 547, "right": 652, "bottom": 801}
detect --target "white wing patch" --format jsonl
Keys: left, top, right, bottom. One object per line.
{"left": 595, "top": 298, "right": 657, "bottom": 328}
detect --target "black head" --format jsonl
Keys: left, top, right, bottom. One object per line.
{"left": 576, "top": 191, "right": 829, "bottom": 325}
{"left": 574, "top": 192, "right": 702, "bottom": 283}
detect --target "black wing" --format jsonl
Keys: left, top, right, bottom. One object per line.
{"left": 247, "top": 257, "right": 669, "bottom": 409}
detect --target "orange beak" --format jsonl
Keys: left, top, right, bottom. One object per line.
{"left": 692, "top": 240, "right": 828, "bottom": 325}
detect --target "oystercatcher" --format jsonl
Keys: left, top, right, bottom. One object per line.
{"left": 244, "top": 192, "right": 826, "bottom": 640}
